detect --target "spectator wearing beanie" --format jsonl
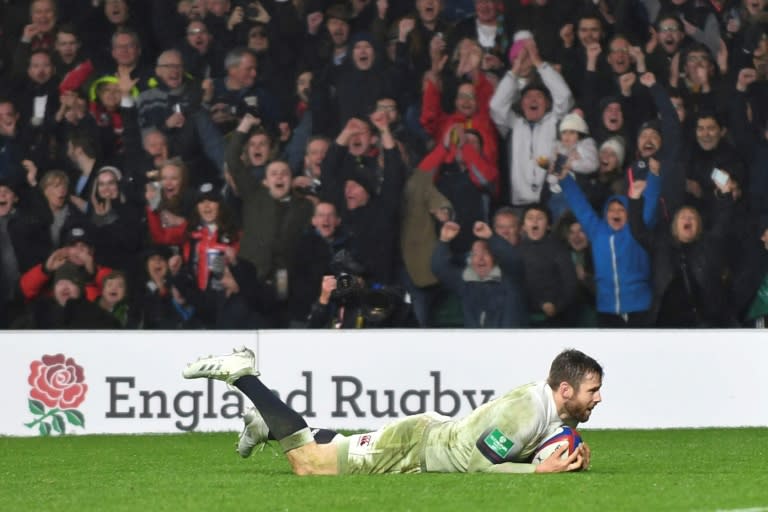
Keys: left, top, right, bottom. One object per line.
{"left": 544, "top": 112, "right": 598, "bottom": 221}
{"left": 581, "top": 136, "right": 628, "bottom": 212}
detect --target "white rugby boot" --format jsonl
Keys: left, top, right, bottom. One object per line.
{"left": 182, "top": 346, "right": 258, "bottom": 384}
{"left": 237, "top": 407, "right": 270, "bottom": 458}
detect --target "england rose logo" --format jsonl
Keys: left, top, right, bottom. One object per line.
{"left": 25, "top": 354, "right": 87, "bottom": 436}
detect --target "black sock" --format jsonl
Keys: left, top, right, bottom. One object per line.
{"left": 234, "top": 375, "right": 308, "bottom": 440}
{"left": 265, "top": 428, "right": 338, "bottom": 444}
{"left": 311, "top": 428, "right": 339, "bottom": 444}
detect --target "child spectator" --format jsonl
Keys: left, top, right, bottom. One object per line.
{"left": 546, "top": 112, "right": 598, "bottom": 220}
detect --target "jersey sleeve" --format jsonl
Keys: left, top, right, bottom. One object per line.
{"left": 463, "top": 389, "right": 548, "bottom": 473}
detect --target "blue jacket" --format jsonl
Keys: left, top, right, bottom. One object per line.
{"left": 561, "top": 173, "right": 660, "bottom": 315}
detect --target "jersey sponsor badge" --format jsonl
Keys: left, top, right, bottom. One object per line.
{"left": 476, "top": 427, "right": 515, "bottom": 463}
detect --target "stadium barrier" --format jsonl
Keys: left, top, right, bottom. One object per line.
{"left": 3, "top": 330, "right": 766, "bottom": 437}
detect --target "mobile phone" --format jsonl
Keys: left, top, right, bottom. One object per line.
{"left": 711, "top": 168, "right": 730, "bottom": 187}
{"left": 553, "top": 154, "right": 568, "bottom": 175}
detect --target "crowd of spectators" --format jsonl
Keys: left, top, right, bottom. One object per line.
{"left": 0, "top": 0, "right": 767, "bottom": 330}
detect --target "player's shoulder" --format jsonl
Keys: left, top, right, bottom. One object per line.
{"left": 495, "top": 381, "right": 547, "bottom": 406}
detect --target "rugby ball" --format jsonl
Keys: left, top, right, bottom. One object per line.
{"left": 531, "top": 425, "right": 582, "bottom": 464}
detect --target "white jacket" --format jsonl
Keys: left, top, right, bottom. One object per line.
{"left": 554, "top": 137, "right": 599, "bottom": 175}
{"left": 490, "top": 63, "right": 573, "bottom": 206}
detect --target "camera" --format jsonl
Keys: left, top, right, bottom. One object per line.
{"left": 329, "top": 250, "right": 365, "bottom": 301}
{"left": 245, "top": 3, "right": 262, "bottom": 19}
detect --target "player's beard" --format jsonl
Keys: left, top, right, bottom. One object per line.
{"left": 564, "top": 399, "right": 592, "bottom": 423}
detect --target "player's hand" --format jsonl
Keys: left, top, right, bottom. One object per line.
{"left": 440, "top": 221, "right": 460, "bottom": 242}
{"left": 533, "top": 445, "right": 583, "bottom": 473}
{"left": 579, "top": 442, "right": 591, "bottom": 470}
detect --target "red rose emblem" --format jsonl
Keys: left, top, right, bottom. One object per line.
{"left": 28, "top": 354, "right": 88, "bottom": 409}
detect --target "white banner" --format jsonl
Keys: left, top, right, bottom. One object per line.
{"left": 2, "top": 330, "right": 766, "bottom": 437}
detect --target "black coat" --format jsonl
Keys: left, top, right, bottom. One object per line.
{"left": 289, "top": 226, "right": 358, "bottom": 321}
{"left": 14, "top": 296, "right": 121, "bottom": 329}
{"left": 630, "top": 194, "right": 735, "bottom": 327}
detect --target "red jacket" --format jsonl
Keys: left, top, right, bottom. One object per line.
{"left": 420, "top": 72, "right": 499, "bottom": 166}
{"left": 146, "top": 206, "right": 188, "bottom": 247}
{"left": 20, "top": 263, "right": 113, "bottom": 302}
{"left": 183, "top": 225, "right": 241, "bottom": 291}
{"left": 417, "top": 140, "right": 500, "bottom": 199}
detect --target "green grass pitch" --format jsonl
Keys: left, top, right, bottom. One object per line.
{"left": 2, "top": 428, "right": 766, "bottom": 511}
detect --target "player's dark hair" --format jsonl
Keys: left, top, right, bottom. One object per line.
{"left": 547, "top": 349, "right": 603, "bottom": 390}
